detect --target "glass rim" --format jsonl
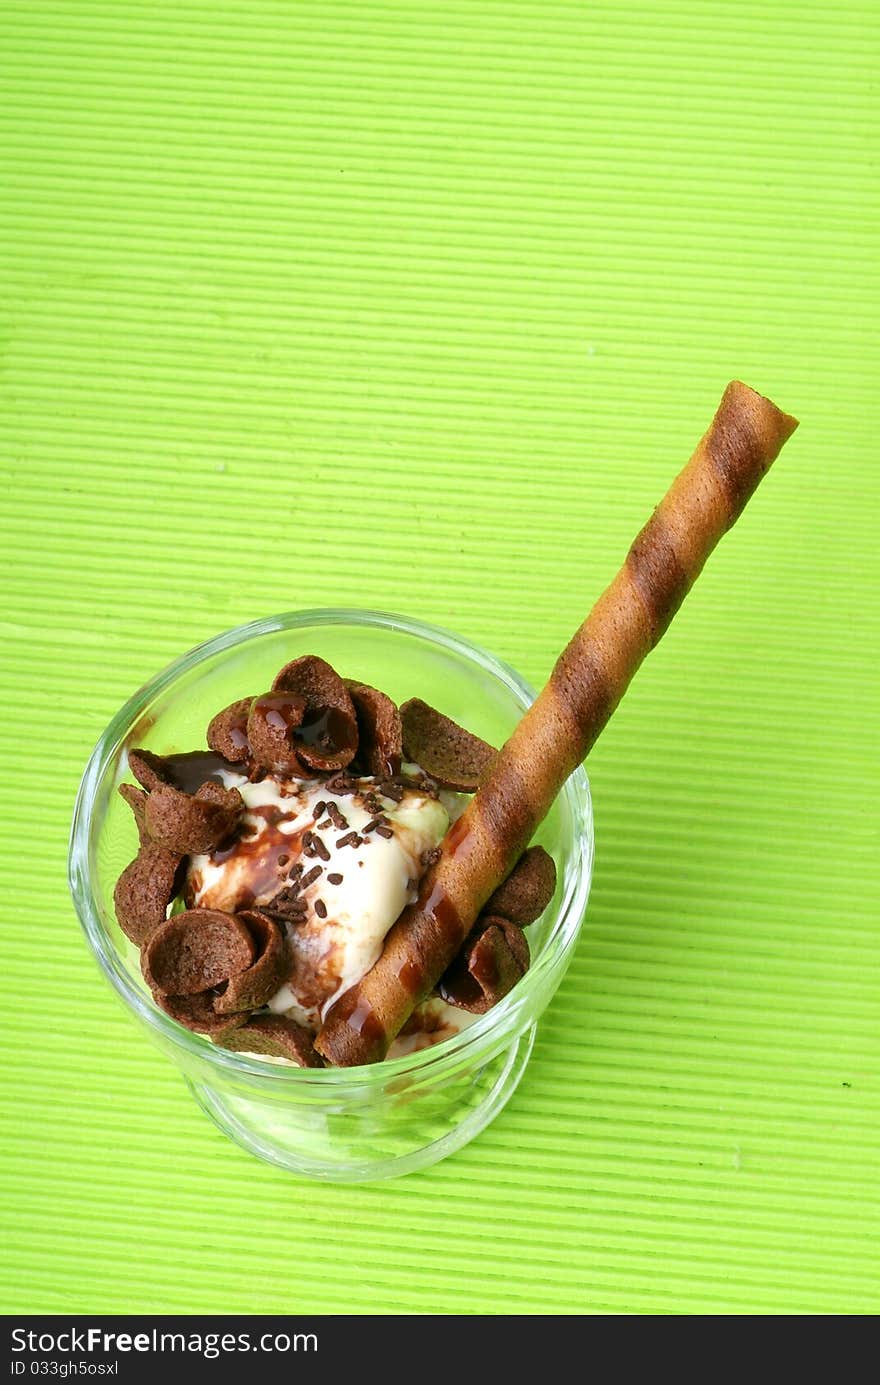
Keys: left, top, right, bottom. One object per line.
{"left": 68, "top": 607, "right": 593, "bottom": 1088}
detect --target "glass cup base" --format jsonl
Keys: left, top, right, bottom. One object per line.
{"left": 187, "top": 1023, "right": 537, "bottom": 1182}
{"left": 70, "top": 608, "right": 592, "bottom": 1179}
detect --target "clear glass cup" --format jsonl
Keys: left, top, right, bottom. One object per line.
{"left": 69, "top": 609, "right": 593, "bottom": 1181}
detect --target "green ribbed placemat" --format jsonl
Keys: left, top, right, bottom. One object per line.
{"left": 1, "top": 1, "right": 877, "bottom": 1315}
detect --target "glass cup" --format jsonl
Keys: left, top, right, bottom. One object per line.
{"left": 69, "top": 609, "right": 593, "bottom": 1181}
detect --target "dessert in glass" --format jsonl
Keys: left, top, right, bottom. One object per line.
{"left": 69, "top": 382, "right": 797, "bottom": 1179}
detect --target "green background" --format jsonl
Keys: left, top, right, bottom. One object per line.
{"left": 1, "top": 1, "right": 877, "bottom": 1315}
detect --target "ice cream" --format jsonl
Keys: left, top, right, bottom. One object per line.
{"left": 115, "top": 655, "right": 554, "bottom": 1065}
{"left": 186, "top": 770, "right": 453, "bottom": 1028}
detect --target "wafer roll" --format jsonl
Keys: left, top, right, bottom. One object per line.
{"left": 316, "top": 382, "right": 798, "bottom": 1066}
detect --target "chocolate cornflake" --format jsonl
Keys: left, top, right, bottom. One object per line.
{"left": 344, "top": 679, "right": 403, "bottom": 778}
{"left": 483, "top": 846, "right": 557, "bottom": 927}
{"left": 400, "top": 698, "right": 497, "bottom": 792}
{"left": 263, "top": 886, "right": 307, "bottom": 919}
{"left": 327, "top": 872, "right": 343, "bottom": 885}
{"left": 326, "top": 802, "right": 348, "bottom": 830}
{"left": 118, "top": 782, "right": 149, "bottom": 845}
{"left": 127, "top": 748, "right": 172, "bottom": 792}
{"left": 144, "top": 780, "right": 244, "bottom": 855}
{"left": 214, "top": 910, "right": 288, "bottom": 1015}
{"left": 247, "top": 690, "right": 308, "bottom": 776}
{"left": 142, "top": 909, "right": 255, "bottom": 998}
{"left": 270, "top": 655, "right": 358, "bottom": 773}
{"left": 439, "top": 916, "right": 530, "bottom": 1014}
{"left": 113, "top": 843, "right": 183, "bottom": 946}
{"left": 206, "top": 697, "right": 254, "bottom": 764}
{"left": 314, "top": 899, "right": 327, "bottom": 919}
{"left": 159, "top": 992, "right": 248, "bottom": 1038}
{"left": 219, "top": 1015, "right": 323, "bottom": 1066}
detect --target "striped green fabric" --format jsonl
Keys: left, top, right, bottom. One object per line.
{"left": 1, "top": 1, "right": 877, "bottom": 1314}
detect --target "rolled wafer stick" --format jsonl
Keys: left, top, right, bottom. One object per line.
{"left": 316, "top": 382, "right": 798, "bottom": 1066}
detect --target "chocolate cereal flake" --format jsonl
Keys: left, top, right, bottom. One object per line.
{"left": 247, "top": 691, "right": 308, "bottom": 776}
{"left": 483, "top": 846, "right": 557, "bottom": 927}
{"left": 207, "top": 697, "right": 255, "bottom": 764}
{"left": 141, "top": 909, "right": 255, "bottom": 997}
{"left": 113, "top": 843, "right": 183, "bottom": 946}
{"left": 214, "top": 910, "right": 287, "bottom": 1015}
{"left": 270, "top": 655, "right": 359, "bottom": 773}
{"left": 344, "top": 679, "right": 403, "bottom": 778}
{"left": 220, "top": 1015, "right": 323, "bottom": 1066}
{"left": 143, "top": 780, "right": 244, "bottom": 855}
{"left": 400, "top": 698, "right": 497, "bottom": 792}
{"left": 118, "top": 782, "right": 150, "bottom": 845}
{"left": 439, "top": 916, "right": 530, "bottom": 1014}
{"left": 158, "top": 992, "right": 249, "bottom": 1038}
{"left": 127, "top": 748, "right": 172, "bottom": 792}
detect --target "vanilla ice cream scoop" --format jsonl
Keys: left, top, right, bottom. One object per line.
{"left": 186, "top": 770, "right": 452, "bottom": 1028}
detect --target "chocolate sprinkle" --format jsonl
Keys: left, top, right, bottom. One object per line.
{"left": 265, "top": 886, "right": 309, "bottom": 921}
{"left": 314, "top": 899, "right": 327, "bottom": 919}
{"left": 325, "top": 773, "right": 356, "bottom": 796}
{"left": 379, "top": 781, "right": 405, "bottom": 802}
